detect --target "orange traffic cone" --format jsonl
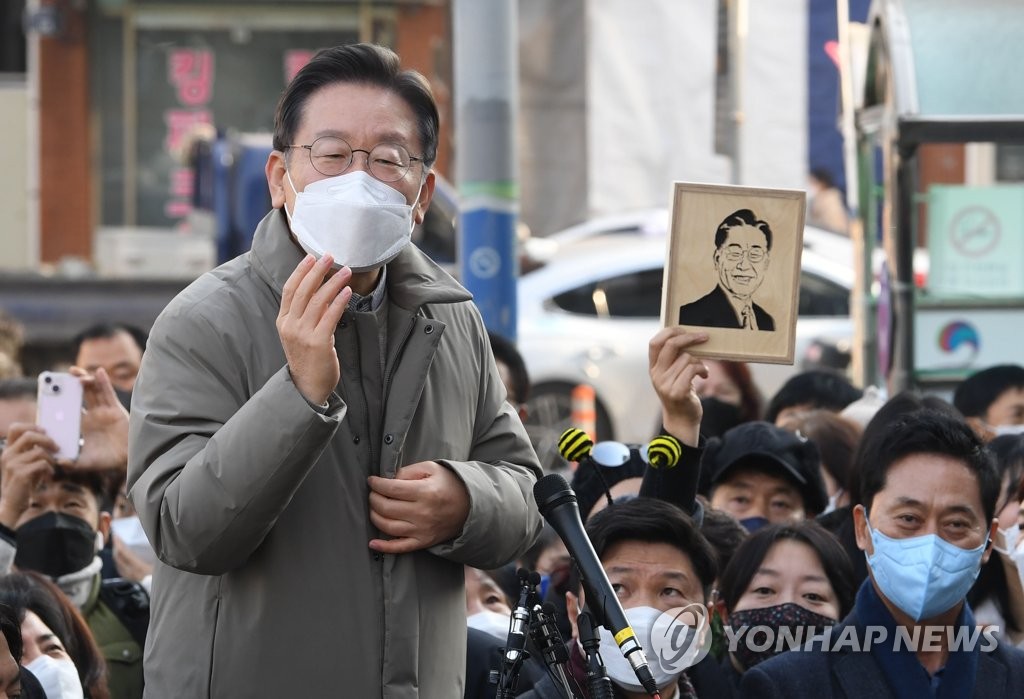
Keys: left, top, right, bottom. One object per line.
{"left": 571, "top": 384, "right": 597, "bottom": 443}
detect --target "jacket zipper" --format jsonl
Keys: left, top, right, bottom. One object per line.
{"left": 352, "top": 323, "right": 376, "bottom": 473}
{"left": 379, "top": 312, "right": 417, "bottom": 694}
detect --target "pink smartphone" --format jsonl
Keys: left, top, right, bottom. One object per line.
{"left": 36, "top": 371, "right": 83, "bottom": 461}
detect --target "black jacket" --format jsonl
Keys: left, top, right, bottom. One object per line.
{"left": 678, "top": 285, "right": 774, "bottom": 331}
{"left": 739, "top": 609, "right": 1024, "bottom": 698}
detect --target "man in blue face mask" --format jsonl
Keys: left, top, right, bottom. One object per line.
{"left": 739, "top": 409, "right": 1024, "bottom": 699}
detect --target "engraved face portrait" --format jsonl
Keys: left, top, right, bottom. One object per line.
{"left": 716, "top": 220, "right": 770, "bottom": 300}
{"left": 678, "top": 209, "right": 775, "bottom": 332}
{"left": 664, "top": 183, "right": 806, "bottom": 365}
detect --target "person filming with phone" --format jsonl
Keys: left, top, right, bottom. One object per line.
{"left": 126, "top": 43, "right": 542, "bottom": 698}
{"left": 0, "top": 367, "right": 146, "bottom": 699}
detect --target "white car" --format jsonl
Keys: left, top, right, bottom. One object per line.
{"left": 517, "top": 224, "right": 854, "bottom": 470}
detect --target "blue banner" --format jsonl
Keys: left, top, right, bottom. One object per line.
{"left": 459, "top": 207, "right": 518, "bottom": 341}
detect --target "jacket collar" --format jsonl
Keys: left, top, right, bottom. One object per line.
{"left": 249, "top": 209, "right": 472, "bottom": 311}
{"left": 846, "top": 579, "right": 979, "bottom": 699}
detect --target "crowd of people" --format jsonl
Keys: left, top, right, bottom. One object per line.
{"left": 465, "top": 330, "right": 1024, "bottom": 698}
{"left": 0, "top": 319, "right": 148, "bottom": 698}
{"left": 0, "top": 42, "right": 1021, "bottom": 699}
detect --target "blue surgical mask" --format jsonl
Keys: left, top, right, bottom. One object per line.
{"left": 865, "top": 515, "right": 988, "bottom": 621}
{"left": 740, "top": 516, "right": 770, "bottom": 532}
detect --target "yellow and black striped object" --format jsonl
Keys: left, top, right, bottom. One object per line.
{"left": 646, "top": 435, "right": 682, "bottom": 469}
{"left": 558, "top": 428, "right": 594, "bottom": 462}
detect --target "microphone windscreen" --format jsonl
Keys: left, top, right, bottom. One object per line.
{"left": 533, "top": 473, "right": 576, "bottom": 516}
{"left": 558, "top": 428, "right": 593, "bottom": 462}
{"left": 647, "top": 435, "right": 682, "bottom": 469}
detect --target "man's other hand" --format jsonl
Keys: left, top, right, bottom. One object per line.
{"left": 367, "top": 461, "right": 471, "bottom": 554}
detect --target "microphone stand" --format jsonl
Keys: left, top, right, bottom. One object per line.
{"left": 577, "top": 611, "right": 615, "bottom": 699}
{"left": 494, "top": 569, "right": 539, "bottom": 699}
{"left": 529, "top": 602, "right": 581, "bottom": 699}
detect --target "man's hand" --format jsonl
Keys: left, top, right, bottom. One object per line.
{"left": 367, "top": 462, "right": 471, "bottom": 554}
{"left": 66, "top": 366, "right": 129, "bottom": 472}
{"left": 277, "top": 254, "right": 353, "bottom": 405}
{"left": 112, "top": 534, "right": 154, "bottom": 583}
{"left": 649, "top": 327, "right": 710, "bottom": 447}
{"left": 0, "top": 424, "right": 56, "bottom": 529}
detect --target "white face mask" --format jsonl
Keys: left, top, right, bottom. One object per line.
{"left": 996, "top": 525, "right": 1024, "bottom": 592}
{"left": 467, "top": 610, "right": 511, "bottom": 641}
{"left": 26, "top": 654, "right": 84, "bottom": 699}
{"left": 985, "top": 422, "right": 1024, "bottom": 437}
{"left": 596, "top": 606, "right": 690, "bottom": 693}
{"left": 284, "top": 170, "right": 419, "bottom": 273}
{"left": 110, "top": 515, "right": 157, "bottom": 566}
{"left": 823, "top": 488, "right": 845, "bottom": 515}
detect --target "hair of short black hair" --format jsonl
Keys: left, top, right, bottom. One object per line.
{"left": 858, "top": 409, "right": 1000, "bottom": 523}
{"left": 698, "top": 505, "right": 749, "bottom": 576}
{"left": 585, "top": 497, "right": 718, "bottom": 598}
{"left": 714, "top": 209, "right": 773, "bottom": 251}
{"left": 764, "top": 370, "right": 862, "bottom": 425}
{"left": 778, "top": 410, "right": 862, "bottom": 496}
{"left": 0, "top": 378, "right": 36, "bottom": 402}
{"left": 72, "top": 322, "right": 148, "bottom": 357}
{"left": 718, "top": 521, "right": 855, "bottom": 618}
{"left": 488, "top": 331, "right": 530, "bottom": 405}
{"left": 272, "top": 43, "right": 439, "bottom": 169}
{"left": 846, "top": 391, "right": 961, "bottom": 505}
{"left": 49, "top": 468, "right": 114, "bottom": 515}
{"left": 953, "top": 364, "right": 1024, "bottom": 419}
{"left": 988, "top": 434, "right": 1024, "bottom": 516}
{"left": 0, "top": 603, "right": 20, "bottom": 663}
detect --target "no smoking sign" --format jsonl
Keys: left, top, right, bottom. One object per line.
{"left": 948, "top": 206, "right": 1000, "bottom": 258}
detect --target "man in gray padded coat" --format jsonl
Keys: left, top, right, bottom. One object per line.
{"left": 128, "top": 43, "right": 543, "bottom": 698}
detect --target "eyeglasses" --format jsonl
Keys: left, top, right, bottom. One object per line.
{"left": 287, "top": 136, "right": 423, "bottom": 183}
{"left": 723, "top": 245, "right": 767, "bottom": 263}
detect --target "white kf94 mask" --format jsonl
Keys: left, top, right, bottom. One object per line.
{"left": 284, "top": 170, "right": 421, "bottom": 273}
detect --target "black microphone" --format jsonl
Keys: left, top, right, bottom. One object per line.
{"left": 533, "top": 474, "right": 660, "bottom": 696}
{"left": 504, "top": 569, "right": 539, "bottom": 664}
{"left": 495, "top": 569, "right": 538, "bottom": 698}
{"left": 528, "top": 602, "right": 580, "bottom": 698}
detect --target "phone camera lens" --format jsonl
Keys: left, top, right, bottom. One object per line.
{"left": 52, "top": 385, "right": 61, "bottom": 394}
{"left": 44, "top": 375, "right": 52, "bottom": 384}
